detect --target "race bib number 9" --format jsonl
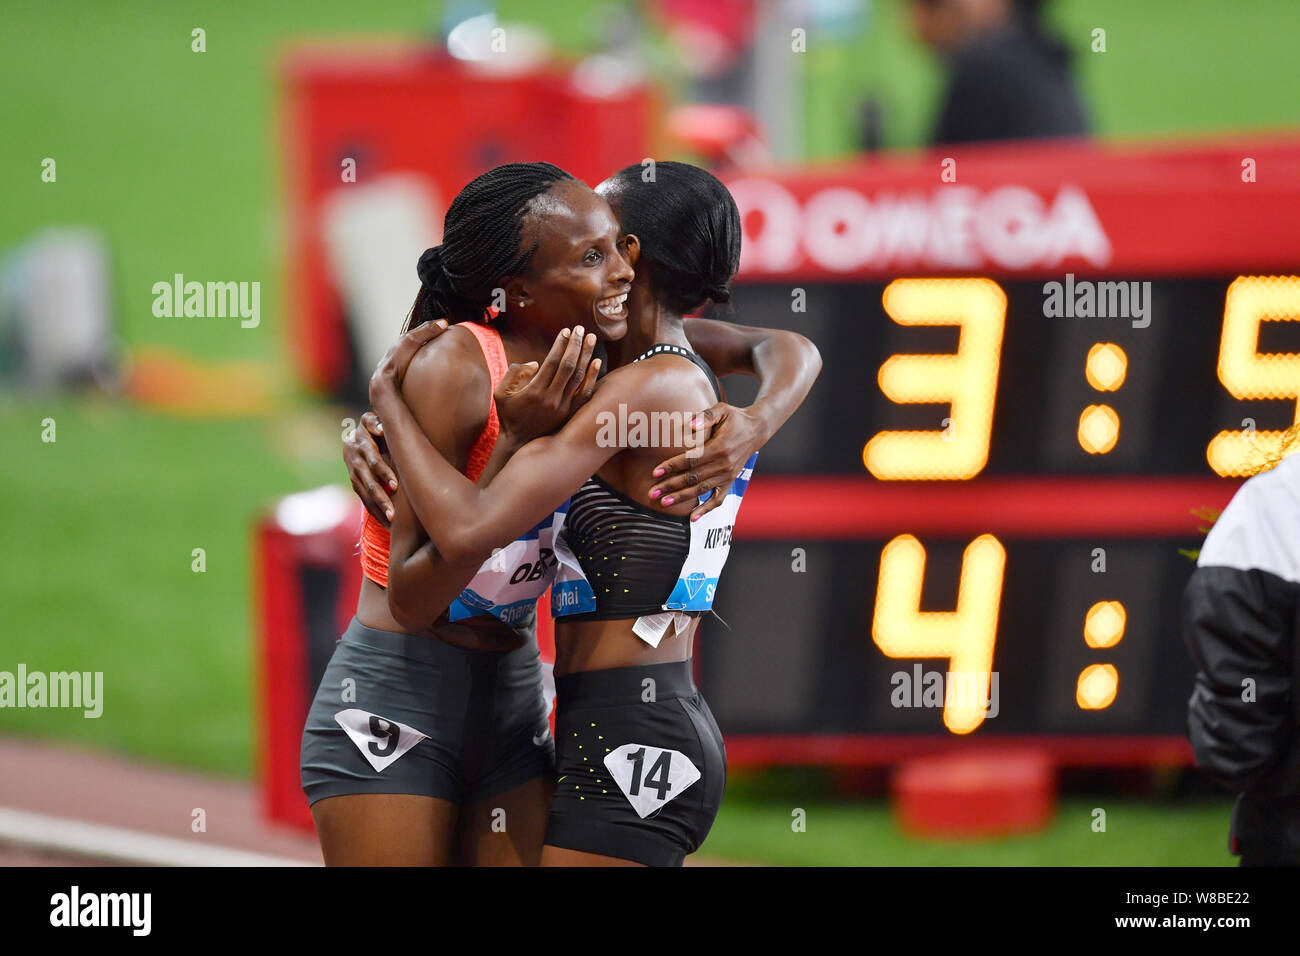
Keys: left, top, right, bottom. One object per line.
{"left": 334, "top": 709, "right": 428, "bottom": 773}
{"left": 603, "top": 744, "right": 701, "bottom": 819}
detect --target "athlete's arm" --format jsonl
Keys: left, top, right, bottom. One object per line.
{"left": 476, "top": 327, "right": 602, "bottom": 485}
{"left": 344, "top": 412, "right": 398, "bottom": 525}
{"left": 374, "top": 357, "right": 667, "bottom": 569}
{"left": 384, "top": 325, "right": 601, "bottom": 627}
{"left": 343, "top": 329, "right": 601, "bottom": 524}
{"left": 661, "top": 319, "right": 821, "bottom": 517}
{"left": 383, "top": 326, "right": 496, "bottom": 627}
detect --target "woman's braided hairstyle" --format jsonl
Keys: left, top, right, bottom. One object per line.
{"left": 406, "top": 162, "right": 576, "bottom": 331}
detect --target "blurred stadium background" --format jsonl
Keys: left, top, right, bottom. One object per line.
{"left": 2, "top": 0, "right": 1298, "bottom": 865}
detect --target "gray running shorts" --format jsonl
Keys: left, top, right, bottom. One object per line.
{"left": 300, "top": 618, "right": 555, "bottom": 806}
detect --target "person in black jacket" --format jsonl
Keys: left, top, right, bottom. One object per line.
{"left": 1182, "top": 449, "right": 1300, "bottom": 866}
{"left": 908, "top": 0, "right": 1089, "bottom": 146}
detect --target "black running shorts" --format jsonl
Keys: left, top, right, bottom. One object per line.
{"left": 544, "top": 660, "right": 726, "bottom": 866}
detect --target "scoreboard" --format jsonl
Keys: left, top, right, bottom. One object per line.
{"left": 703, "top": 137, "right": 1300, "bottom": 766}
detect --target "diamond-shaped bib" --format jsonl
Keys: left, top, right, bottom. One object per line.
{"left": 603, "top": 744, "right": 701, "bottom": 818}
{"left": 334, "top": 709, "right": 428, "bottom": 773}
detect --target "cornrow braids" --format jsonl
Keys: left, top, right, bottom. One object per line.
{"left": 406, "top": 162, "right": 576, "bottom": 330}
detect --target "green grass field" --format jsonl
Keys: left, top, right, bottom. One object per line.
{"left": 0, "top": 0, "right": 1280, "bottom": 863}
{"left": 0, "top": 395, "right": 341, "bottom": 772}
{"left": 701, "top": 791, "right": 1235, "bottom": 866}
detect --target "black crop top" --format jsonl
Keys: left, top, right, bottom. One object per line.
{"left": 558, "top": 343, "right": 722, "bottom": 621}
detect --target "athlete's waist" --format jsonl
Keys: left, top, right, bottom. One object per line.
{"left": 355, "top": 586, "right": 534, "bottom": 653}
{"left": 554, "top": 659, "right": 697, "bottom": 707}
{"left": 558, "top": 606, "right": 704, "bottom": 623}
{"left": 555, "top": 615, "right": 698, "bottom": 669}
{"left": 339, "top": 616, "right": 539, "bottom": 667}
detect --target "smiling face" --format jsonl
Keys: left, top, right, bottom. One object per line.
{"left": 509, "top": 180, "right": 635, "bottom": 341}
{"left": 594, "top": 178, "right": 656, "bottom": 319}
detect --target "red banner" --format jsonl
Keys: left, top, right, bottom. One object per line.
{"left": 727, "top": 136, "right": 1300, "bottom": 280}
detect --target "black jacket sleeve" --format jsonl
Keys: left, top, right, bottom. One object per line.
{"left": 1182, "top": 563, "right": 1299, "bottom": 795}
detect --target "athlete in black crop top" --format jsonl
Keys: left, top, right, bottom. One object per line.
{"left": 560, "top": 344, "right": 722, "bottom": 621}
{"left": 368, "top": 161, "right": 821, "bottom": 866}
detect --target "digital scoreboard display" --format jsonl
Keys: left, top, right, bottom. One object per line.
{"left": 701, "top": 138, "right": 1300, "bottom": 765}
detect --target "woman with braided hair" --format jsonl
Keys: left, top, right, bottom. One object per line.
{"left": 312, "top": 161, "right": 818, "bottom": 866}
{"left": 301, "top": 161, "right": 620, "bottom": 866}
{"left": 362, "top": 162, "right": 821, "bottom": 865}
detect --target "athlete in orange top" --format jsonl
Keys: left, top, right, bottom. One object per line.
{"left": 313, "top": 162, "right": 818, "bottom": 867}
{"left": 356, "top": 320, "right": 511, "bottom": 589}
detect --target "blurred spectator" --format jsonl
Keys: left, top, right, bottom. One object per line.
{"left": 0, "top": 228, "right": 118, "bottom": 391}
{"left": 1182, "top": 445, "right": 1300, "bottom": 866}
{"left": 909, "top": 0, "right": 1089, "bottom": 145}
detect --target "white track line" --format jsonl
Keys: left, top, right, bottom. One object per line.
{"left": 0, "top": 807, "right": 317, "bottom": 867}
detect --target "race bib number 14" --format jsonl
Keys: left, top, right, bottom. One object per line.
{"left": 603, "top": 744, "right": 701, "bottom": 819}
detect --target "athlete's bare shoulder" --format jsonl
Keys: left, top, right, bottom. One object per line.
{"left": 595, "top": 350, "right": 715, "bottom": 414}
{"left": 399, "top": 323, "right": 491, "bottom": 401}
{"left": 399, "top": 322, "right": 493, "bottom": 438}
